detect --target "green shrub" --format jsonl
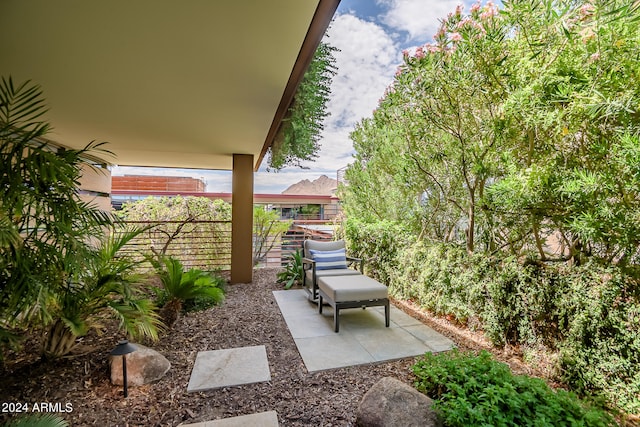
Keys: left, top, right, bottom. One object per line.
{"left": 342, "top": 218, "right": 411, "bottom": 285}
{"left": 392, "top": 242, "right": 475, "bottom": 323}
{"left": 558, "top": 265, "right": 640, "bottom": 414}
{"left": 277, "top": 249, "right": 304, "bottom": 289}
{"left": 182, "top": 272, "right": 227, "bottom": 312}
{"left": 152, "top": 256, "right": 226, "bottom": 327}
{"left": 356, "top": 234, "right": 640, "bottom": 414}
{"left": 413, "top": 350, "right": 616, "bottom": 427}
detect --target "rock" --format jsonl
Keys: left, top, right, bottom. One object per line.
{"left": 110, "top": 344, "right": 171, "bottom": 386}
{"left": 356, "top": 377, "right": 442, "bottom": 427}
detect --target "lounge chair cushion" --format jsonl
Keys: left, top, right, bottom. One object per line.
{"left": 309, "top": 248, "right": 348, "bottom": 270}
{"left": 304, "top": 267, "right": 361, "bottom": 284}
{"left": 304, "top": 239, "right": 347, "bottom": 258}
{"left": 318, "top": 275, "right": 388, "bottom": 302}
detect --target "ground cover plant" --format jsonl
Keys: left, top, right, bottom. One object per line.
{"left": 340, "top": 0, "right": 640, "bottom": 416}
{"left": 413, "top": 350, "right": 616, "bottom": 427}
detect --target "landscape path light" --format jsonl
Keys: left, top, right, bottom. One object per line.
{"left": 110, "top": 340, "right": 138, "bottom": 398}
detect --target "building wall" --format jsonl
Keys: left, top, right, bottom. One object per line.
{"left": 78, "top": 164, "right": 112, "bottom": 212}
{"left": 112, "top": 175, "right": 206, "bottom": 192}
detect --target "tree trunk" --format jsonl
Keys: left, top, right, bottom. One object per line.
{"left": 159, "top": 298, "right": 183, "bottom": 329}
{"left": 532, "top": 222, "right": 547, "bottom": 261}
{"left": 466, "top": 190, "right": 476, "bottom": 254}
{"left": 42, "top": 319, "right": 78, "bottom": 359}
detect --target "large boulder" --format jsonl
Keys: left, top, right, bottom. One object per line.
{"left": 356, "top": 377, "right": 442, "bottom": 427}
{"left": 110, "top": 344, "right": 171, "bottom": 386}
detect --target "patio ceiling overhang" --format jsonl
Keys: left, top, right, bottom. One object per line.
{"left": 0, "top": 0, "right": 339, "bottom": 171}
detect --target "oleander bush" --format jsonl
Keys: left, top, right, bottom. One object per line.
{"left": 339, "top": 0, "right": 640, "bottom": 416}
{"left": 343, "top": 219, "right": 640, "bottom": 414}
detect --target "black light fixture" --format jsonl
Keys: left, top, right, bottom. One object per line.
{"left": 110, "top": 340, "right": 138, "bottom": 398}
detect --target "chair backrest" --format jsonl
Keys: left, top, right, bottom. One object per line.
{"left": 303, "top": 239, "right": 346, "bottom": 259}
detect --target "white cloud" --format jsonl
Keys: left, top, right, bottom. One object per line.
{"left": 379, "top": 0, "right": 463, "bottom": 42}
{"left": 325, "top": 14, "right": 399, "bottom": 126}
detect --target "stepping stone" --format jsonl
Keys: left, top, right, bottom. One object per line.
{"left": 179, "top": 411, "right": 279, "bottom": 427}
{"left": 187, "top": 345, "right": 270, "bottom": 392}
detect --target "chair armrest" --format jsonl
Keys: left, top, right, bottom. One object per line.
{"left": 302, "top": 257, "right": 315, "bottom": 270}
{"left": 346, "top": 256, "right": 364, "bottom": 273}
{"left": 301, "top": 257, "right": 319, "bottom": 298}
{"left": 302, "top": 257, "right": 317, "bottom": 281}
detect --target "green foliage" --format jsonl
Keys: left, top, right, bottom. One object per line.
{"left": 268, "top": 41, "right": 337, "bottom": 170}
{"left": 119, "top": 195, "right": 231, "bottom": 222}
{"left": 0, "top": 77, "right": 120, "bottom": 360}
{"left": 4, "top": 414, "right": 68, "bottom": 427}
{"left": 253, "top": 207, "right": 292, "bottom": 266}
{"left": 558, "top": 268, "right": 640, "bottom": 414}
{"left": 277, "top": 249, "right": 304, "bottom": 289}
{"left": 154, "top": 257, "right": 225, "bottom": 306}
{"left": 42, "top": 226, "right": 162, "bottom": 359}
{"left": 340, "top": 0, "right": 640, "bottom": 415}
{"left": 343, "top": 0, "right": 640, "bottom": 259}
{"left": 366, "top": 237, "right": 640, "bottom": 414}
{"left": 413, "top": 350, "right": 616, "bottom": 427}
{"left": 341, "top": 218, "right": 411, "bottom": 286}
{"left": 152, "top": 256, "right": 225, "bottom": 327}
{"left": 118, "top": 195, "right": 232, "bottom": 269}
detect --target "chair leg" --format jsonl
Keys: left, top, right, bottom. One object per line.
{"left": 334, "top": 307, "right": 339, "bottom": 333}
{"left": 385, "top": 300, "right": 390, "bottom": 327}
{"left": 318, "top": 296, "right": 323, "bottom": 313}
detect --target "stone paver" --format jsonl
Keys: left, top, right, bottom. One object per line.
{"left": 273, "top": 289, "right": 455, "bottom": 372}
{"left": 187, "top": 345, "right": 271, "bottom": 392}
{"left": 179, "top": 410, "right": 279, "bottom": 427}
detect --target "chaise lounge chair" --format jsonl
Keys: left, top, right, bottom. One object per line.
{"left": 302, "top": 239, "right": 363, "bottom": 302}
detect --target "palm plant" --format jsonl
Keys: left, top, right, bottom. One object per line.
{"left": 277, "top": 249, "right": 304, "bottom": 289}
{"left": 154, "top": 256, "right": 225, "bottom": 328}
{"left": 42, "top": 226, "right": 162, "bottom": 359}
{"left": 0, "top": 77, "right": 113, "bottom": 359}
{"left": 5, "top": 414, "right": 68, "bottom": 427}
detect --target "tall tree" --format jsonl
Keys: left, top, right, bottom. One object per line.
{"left": 343, "top": 0, "right": 640, "bottom": 261}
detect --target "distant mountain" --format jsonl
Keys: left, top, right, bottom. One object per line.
{"left": 282, "top": 175, "right": 337, "bottom": 195}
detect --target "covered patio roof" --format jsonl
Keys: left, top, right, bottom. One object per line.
{"left": 0, "top": 0, "right": 339, "bottom": 171}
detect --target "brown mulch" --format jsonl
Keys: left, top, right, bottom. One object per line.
{"left": 0, "top": 268, "right": 588, "bottom": 426}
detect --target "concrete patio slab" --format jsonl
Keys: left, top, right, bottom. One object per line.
{"left": 273, "top": 289, "right": 455, "bottom": 372}
{"left": 179, "top": 411, "right": 279, "bottom": 427}
{"left": 187, "top": 345, "right": 271, "bottom": 392}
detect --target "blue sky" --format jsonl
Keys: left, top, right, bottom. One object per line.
{"left": 113, "top": 0, "right": 482, "bottom": 193}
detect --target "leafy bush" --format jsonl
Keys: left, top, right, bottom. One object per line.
{"left": 342, "top": 218, "right": 411, "bottom": 285}
{"left": 355, "top": 231, "right": 640, "bottom": 414}
{"left": 152, "top": 256, "right": 225, "bottom": 327}
{"left": 558, "top": 267, "right": 640, "bottom": 414}
{"left": 42, "top": 226, "right": 162, "bottom": 359}
{"left": 182, "top": 272, "right": 227, "bottom": 313}
{"left": 277, "top": 249, "right": 304, "bottom": 289}
{"left": 413, "top": 350, "right": 616, "bottom": 427}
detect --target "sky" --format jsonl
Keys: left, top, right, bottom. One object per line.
{"left": 112, "top": 0, "right": 480, "bottom": 194}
